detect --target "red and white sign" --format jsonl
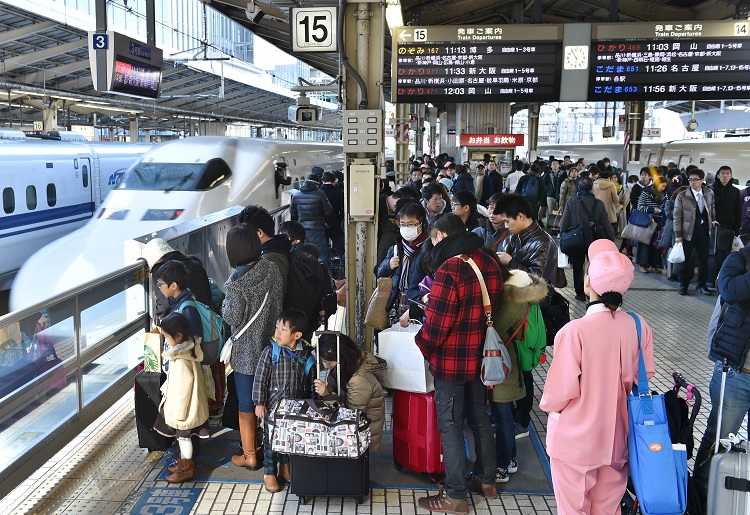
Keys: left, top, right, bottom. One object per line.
{"left": 459, "top": 134, "right": 525, "bottom": 147}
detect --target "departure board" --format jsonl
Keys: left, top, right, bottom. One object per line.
{"left": 392, "top": 25, "right": 563, "bottom": 104}
{"left": 589, "top": 21, "right": 750, "bottom": 101}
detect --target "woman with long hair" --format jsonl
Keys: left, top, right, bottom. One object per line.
{"left": 636, "top": 174, "right": 668, "bottom": 273}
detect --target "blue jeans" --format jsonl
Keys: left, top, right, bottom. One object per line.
{"left": 434, "top": 375, "right": 496, "bottom": 498}
{"left": 306, "top": 229, "right": 330, "bottom": 271}
{"left": 491, "top": 401, "right": 516, "bottom": 469}
{"left": 234, "top": 372, "right": 256, "bottom": 413}
{"left": 693, "top": 362, "right": 750, "bottom": 501}
{"left": 512, "top": 370, "right": 534, "bottom": 428}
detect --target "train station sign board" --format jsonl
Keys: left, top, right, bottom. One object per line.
{"left": 391, "top": 25, "right": 563, "bottom": 104}
{"left": 588, "top": 21, "right": 750, "bottom": 101}
{"left": 88, "top": 31, "right": 163, "bottom": 99}
{"left": 459, "top": 134, "right": 525, "bottom": 147}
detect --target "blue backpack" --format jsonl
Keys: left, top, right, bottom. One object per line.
{"left": 521, "top": 175, "right": 540, "bottom": 201}
{"left": 177, "top": 299, "right": 225, "bottom": 366}
{"left": 271, "top": 340, "right": 315, "bottom": 377}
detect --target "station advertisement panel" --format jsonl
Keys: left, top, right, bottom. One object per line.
{"left": 588, "top": 21, "right": 750, "bottom": 101}
{"left": 391, "top": 25, "right": 563, "bottom": 104}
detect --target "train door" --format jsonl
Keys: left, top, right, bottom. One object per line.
{"left": 79, "top": 158, "right": 95, "bottom": 215}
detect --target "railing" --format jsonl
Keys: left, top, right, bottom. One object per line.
{"left": 0, "top": 203, "right": 291, "bottom": 498}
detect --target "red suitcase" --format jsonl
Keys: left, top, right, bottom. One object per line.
{"left": 392, "top": 389, "right": 444, "bottom": 482}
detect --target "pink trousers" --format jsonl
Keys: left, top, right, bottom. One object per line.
{"left": 550, "top": 458, "right": 628, "bottom": 515}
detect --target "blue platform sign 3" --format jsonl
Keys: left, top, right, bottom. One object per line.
{"left": 130, "top": 487, "right": 201, "bottom": 514}
{"left": 92, "top": 33, "right": 108, "bottom": 50}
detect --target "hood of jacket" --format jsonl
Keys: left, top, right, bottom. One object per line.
{"left": 163, "top": 336, "right": 204, "bottom": 362}
{"left": 361, "top": 352, "right": 387, "bottom": 385}
{"left": 502, "top": 273, "right": 549, "bottom": 305}
{"left": 300, "top": 179, "right": 321, "bottom": 193}
{"left": 262, "top": 234, "right": 291, "bottom": 257}
{"left": 594, "top": 178, "right": 615, "bottom": 192}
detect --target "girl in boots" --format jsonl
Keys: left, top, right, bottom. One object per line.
{"left": 153, "top": 313, "right": 210, "bottom": 483}
{"left": 222, "top": 224, "right": 284, "bottom": 470}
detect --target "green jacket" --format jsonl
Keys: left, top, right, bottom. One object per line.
{"left": 489, "top": 273, "right": 549, "bottom": 403}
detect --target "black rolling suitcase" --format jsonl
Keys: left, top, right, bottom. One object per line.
{"left": 134, "top": 370, "right": 174, "bottom": 451}
{"left": 286, "top": 331, "right": 370, "bottom": 504}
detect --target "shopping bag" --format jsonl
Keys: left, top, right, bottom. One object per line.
{"left": 377, "top": 322, "right": 434, "bottom": 393}
{"left": 732, "top": 235, "right": 744, "bottom": 252}
{"left": 268, "top": 398, "right": 371, "bottom": 458}
{"left": 622, "top": 221, "right": 657, "bottom": 245}
{"left": 626, "top": 312, "right": 687, "bottom": 515}
{"left": 667, "top": 243, "right": 685, "bottom": 264}
{"left": 628, "top": 209, "right": 653, "bottom": 228}
{"left": 365, "top": 277, "right": 392, "bottom": 331}
{"left": 558, "top": 251, "right": 572, "bottom": 269}
{"left": 143, "top": 332, "right": 163, "bottom": 373}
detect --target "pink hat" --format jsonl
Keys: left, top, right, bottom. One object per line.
{"left": 586, "top": 239, "right": 634, "bottom": 295}
{"left": 420, "top": 163, "right": 430, "bottom": 169}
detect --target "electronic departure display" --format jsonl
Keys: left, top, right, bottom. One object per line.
{"left": 392, "top": 25, "right": 562, "bottom": 104}
{"left": 589, "top": 21, "right": 750, "bottom": 101}
{"left": 111, "top": 55, "right": 161, "bottom": 99}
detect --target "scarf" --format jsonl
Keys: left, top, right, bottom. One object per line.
{"left": 576, "top": 189, "right": 594, "bottom": 196}
{"left": 399, "top": 230, "right": 428, "bottom": 291}
{"left": 430, "top": 231, "right": 483, "bottom": 269}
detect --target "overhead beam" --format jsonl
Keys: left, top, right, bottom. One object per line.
{"left": 0, "top": 21, "right": 56, "bottom": 44}
{"left": 159, "top": 79, "right": 222, "bottom": 98}
{"left": 1, "top": 39, "right": 86, "bottom": 73}
{"left": 55, "top": 75, "right": 93, "bottom": 91}
{"left": 21, "top": 60, "right": 89, "bottom": 85}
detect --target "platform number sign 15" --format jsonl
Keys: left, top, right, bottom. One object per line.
{"left": 291, "top": 7, "right": 337, "bottom": 53}
{"left": 92, "top": 33, "right": 108, "bottom": 50}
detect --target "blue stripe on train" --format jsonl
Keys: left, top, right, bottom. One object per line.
{"left": 0, "top": 215, "right": 92, "bottom": 239}
{"left": 0, "top": 202, "right": 95, "bottom": 235}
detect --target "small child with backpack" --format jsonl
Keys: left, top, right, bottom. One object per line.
{"left": 252, "top": 309, "right": 315, "bottom": 493}
{"left": 153, "top": 313, "right": 210, "bottom": 483}
{"left": 156, "top": 260, "right": 204, "bottom": 360}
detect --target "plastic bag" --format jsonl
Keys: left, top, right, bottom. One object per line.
{"left": 557, "top": 251, "right": 572, "bottom": 269}
{"left": 667, "top": 242, "right": 685, "bottom": 264}
{"left": 732, "top": 236, "right": 744, "bottom": 252}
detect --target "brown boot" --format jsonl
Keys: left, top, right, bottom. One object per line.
{"left": 165, "top": 458, "right": 194, "bottom": 483}
{"left": 264, "top": 474, "right": 284, "bottom": 493}
{"left": 232, "top": 411, "right": 262, "bottom": 470}
{"left": 278, "top": 463, "right": 291, "bottom": 483}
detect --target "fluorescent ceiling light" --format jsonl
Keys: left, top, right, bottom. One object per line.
{"left": 385, "top": 1, "right": 404, "bottom": 29}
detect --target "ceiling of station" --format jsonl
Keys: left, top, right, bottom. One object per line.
{"left": 0, "top": 0, "right": 748, "bottom": 132}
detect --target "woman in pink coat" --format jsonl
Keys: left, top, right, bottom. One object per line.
{"left": 540, "top": 239, "right": 656, "bottom": 515}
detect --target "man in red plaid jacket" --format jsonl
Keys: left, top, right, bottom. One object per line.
{"left": 415, "top": 214, "right": 504, "bottom": 513}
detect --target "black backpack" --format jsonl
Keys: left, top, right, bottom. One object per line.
{"left": 521, "top": 175, "right": 540, "bottom": 201}
{"left": 538, "top": 286, "right": 570, "bottom": 347}
{"left": 284, "top": 249, "right": 326, "bottom": 328}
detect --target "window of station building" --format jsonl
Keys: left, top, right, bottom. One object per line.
{"left": 82, "top": 164, "right": 89, "bottom": 188}
{"left": 47, "top": 183, "right": 57, "bottom": 207}
{"left": 26, "top": 185, "right": 37, "bottom": 210}
{"left": 3, "top": 187, "right": 15, "bottom": 214}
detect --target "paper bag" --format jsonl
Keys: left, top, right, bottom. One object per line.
{"left": 377, "top": 322, "right": 434, "bottom": 393}
{"left": 144, "top": 332, "right": 163, "bottom": 373}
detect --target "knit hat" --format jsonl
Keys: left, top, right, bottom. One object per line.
{"left": 587, "top": 239, "right": 634, "bottom": 295}
{"left": 143, "top": 238, "right": 175, "bottom": 267}
{"left": 311, "top": 166, "right": 324, "bottom": 175}
{"left": 439, "top": 178, "right": 453, "bottom": 190}
{"left": 505, "top": 270, "right": 532, "bottom": 288}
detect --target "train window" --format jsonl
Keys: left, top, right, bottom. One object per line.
{"left": 47, "top": 183, "right": 57, "bottom": 207}
{"left": 26, "top": 185, "right": 37, "bottom": 210}
{"left": 2, "top": 188, "right": 14, "bottom": 214}
{"left": 82, "top": 164, "right": 89, "bottom": 188}
{"left": 119, "top": 159, "right": 231, "bottom": 191}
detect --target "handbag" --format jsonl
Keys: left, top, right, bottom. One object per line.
{"left": 559, "top": 224, "right": 588, "bottom": 255}
{"left": 626, "top": 312, "right": 687, "bottom": 515}
{"left": 715, "top": 226, "right": 734, "bottom": 252}
{"left": 629, "top": 209, "right": 653, "bottom": 228}
{"left": 219, "top": 291, "right": 269, "bottom": 364}
{"left": 460, "top": 254, "right": 512, "bottom": 387}
{"left": 365, "top": 277, "right": 392, "bottom": 331}
{"left": 546, "top": 212, "right": 562, "bottom": 232}
{"left": 269, "top": 330, "right": 371, "bottom": 458}
{"left": 622, "top": 220, "right": 657, "bottom": 245}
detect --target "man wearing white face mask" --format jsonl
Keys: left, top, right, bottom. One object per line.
{"left": 376, "top": 201, "right": 429, "bottom": 325}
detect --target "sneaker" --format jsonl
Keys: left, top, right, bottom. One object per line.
{"left": 507, "top": 459, "right": 518, "bottom": 474}
{"left": 495, "top": 467, "right": 510, "bottom": 483}
{"left": 514, "top": 423, "right": 530, "bottom": 440}
{"left": 417, "top": 487, "right": 469, "bottom": 514}
{"left": 465, "top": 474, "right": 498, "bottom": 499}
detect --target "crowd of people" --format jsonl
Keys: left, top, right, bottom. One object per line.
{"left": 142, "top": 150, "right": 749, "bottom": 515}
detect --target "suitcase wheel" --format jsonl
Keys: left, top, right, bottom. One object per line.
{"left": 428, "top": 473, "right": 441, "bottom": 484}
{"left": 393, "top": 459, "right": 403, "bottom": 471}
{"left": 299, "top": 496, "right": 310, "bottom": 505}
{"left": 356, "top": 497, "right": 364, "bottom": 505}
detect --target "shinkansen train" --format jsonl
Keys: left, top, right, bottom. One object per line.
{"left": 537, "top": 137, "right": 750, "bottom": 185}
{"left": 0, "top": 140, "right": 151, "bottom": 290}
{"left": 10, "top": 137, "right": 344, "bottom": 310}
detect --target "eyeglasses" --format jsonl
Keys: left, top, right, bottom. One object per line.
{"left": 451, "top": 202, "right": 462, "bottom": 208}
{"left": 157, "top": 280, "right": 167, "bottom": 288}
{"left": 399, "top": 223, "right": 420, "bottom": 228}
{"left": 688, "top": 178, "right": 702, "bottom": 182}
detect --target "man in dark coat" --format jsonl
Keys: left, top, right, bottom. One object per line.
{"left": 711, "top": 165, "right": 742, "bottom": 282}
{"left": 291, "top": 173, "right": 334, "bottom": 270}
{"left": 274, "top": 162, "right": 292, "bottom": 198}
{"left": 320, "top": 171, "right": 345, "bottom": 268}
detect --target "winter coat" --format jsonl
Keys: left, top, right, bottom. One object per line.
{"left": 515, "top": 173, "right": 547, "bottom": 204}
{"left": 637, "top": 187, "right": 667, "bottom": 228}
{"left": 593, "top": 178, "right": 621, "bottom": 223}
{"left": 560, "top": 195, "right": 615, "bottom": 244}
{"left": 558, "top": 177, "right": 576, "bottom": 212}
{"left": 222, "top": 259, "right": 284, "bottom": 376}
{"left": 377, "top": 243, "right": 427, "bottom": 320}
{"left": 473, "top": 219, "right": 510, "bottom": 252}
{"left": 712, "top": 181, "right": 742, "bottom": 234}
{"left": 261, "top": 235, "right": 291, "bottom": 292}
{"left": 152, "top": 251, "right": 211, "bottom": 319}
{"left": 674, "top": 186, "right": 716, "bottom": 242}
{"left": 377, "top": 219, "right": 400, "bottom": 265}
{"left": 290, "top": 180, "right": 333, "bottom": 233}
{"left": 498, "top": 222, "right": 559, "bottom": 284}
{"left": 710, "top": 247, "right": 750, "bottom": 370}
{"left": 488, "top": 170, "right": 504, "bottom": 200}
{"left": 543, "top": 170, "right": 563, "bottom": 200}
{"left": 159, "top": 337, "right": 209, "bottom": 431}
{"left": 475, "top": 173, "right": 493, "bottom": 206}
{"left": 489, "top": 274, "right": 548, "bottom": 403}
{"left": 326, "top": 353, "right": 387, "bottom": 452}
{"left": 540, "top": 305, "right": 656, "bottom": 466}
{"left": 321, "top": 183, "right": 345, "bottom": 238}
{"left": 741, "top": 188, "right": 750, "bottom": 234}
{"left": 452, "top": 172, "right": 475, "bottom": 195}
